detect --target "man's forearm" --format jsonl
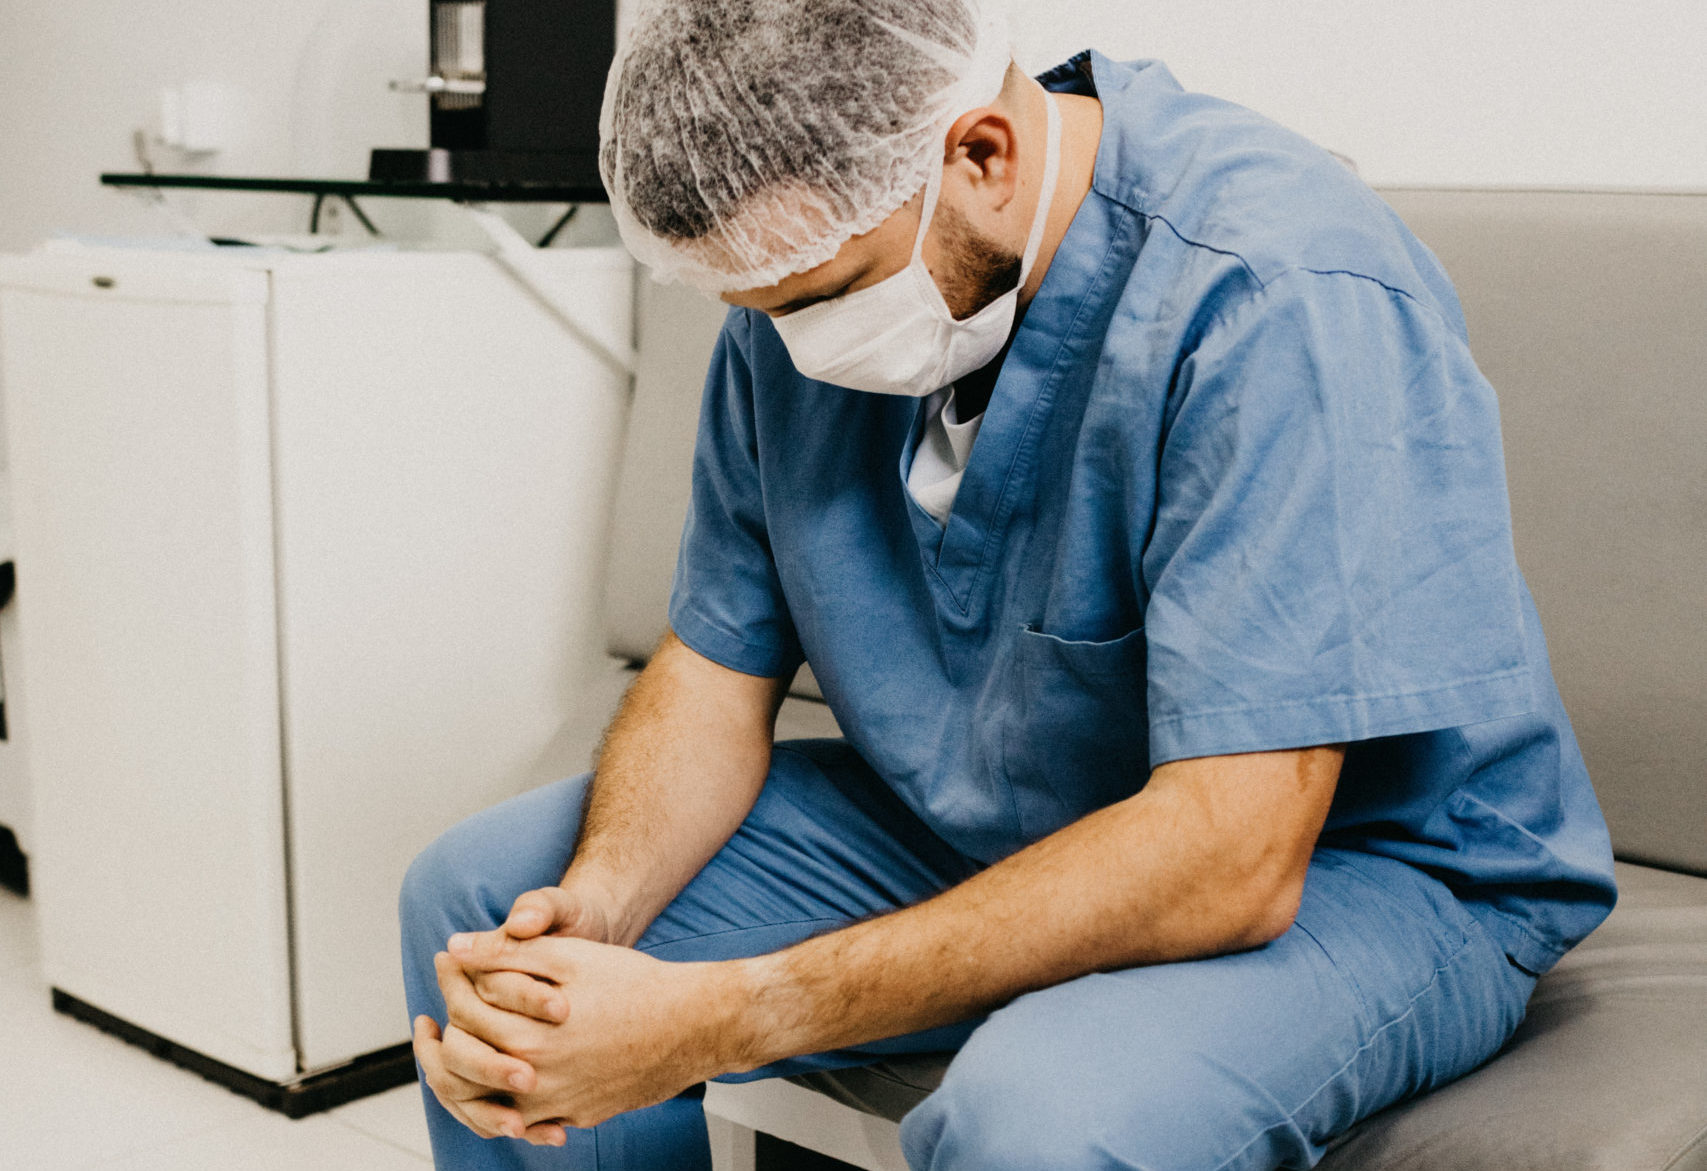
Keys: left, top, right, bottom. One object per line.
{"left": 565, "top": 631, "right": 786, "bottom": 947}
{"left": 722, "top": 746, "right": 1342, "bottom": 1070}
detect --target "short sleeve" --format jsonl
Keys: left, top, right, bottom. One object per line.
{"left": 667, "top": 309, "right": 805, "bottom": 678}
{"left": 1142, "top": 269, "right": 1533, "bottom": 765}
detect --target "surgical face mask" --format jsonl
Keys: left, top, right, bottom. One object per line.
{"left": 773, "top": 92, "right": 1063, "bottom": 396}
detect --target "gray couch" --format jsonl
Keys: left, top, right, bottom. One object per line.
{"left": 596, "top": 189, "right": 1707, "bottom": 1170}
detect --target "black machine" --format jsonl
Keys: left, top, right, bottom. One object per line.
{"left": 372, "top": 0, "right": 617, "bottom": 193}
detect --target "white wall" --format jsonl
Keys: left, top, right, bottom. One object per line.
{"left": 1009, "top": 0, "right": 1707, "bottom": 190}
{"left": 1, "top": 0, "right": 1700, "bottom": 258}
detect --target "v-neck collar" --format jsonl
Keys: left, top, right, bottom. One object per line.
{"left": 898, "top": 52, "right": 1129, "bottom": 619}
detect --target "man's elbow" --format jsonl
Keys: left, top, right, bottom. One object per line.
{"left": 1225, "top": 821, "right": 1327, "bottom": 950}
{"left": 1232, "top": 870, "right": 1309, "bottom": 950}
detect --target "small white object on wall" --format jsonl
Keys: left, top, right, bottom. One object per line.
{"left": 158, "top": 80, "right": 233, "bottom": 155}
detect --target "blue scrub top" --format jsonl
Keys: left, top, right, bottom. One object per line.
{"left": 667, "top": 51, "right": 1616, "bottom": 976}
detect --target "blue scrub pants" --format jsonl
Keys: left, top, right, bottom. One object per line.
{"left": 400, "top": 740, "right": 1536, "bottom": 1170}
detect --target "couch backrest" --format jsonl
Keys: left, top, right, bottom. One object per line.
{"left": 603, "top": 191, "right": 1707, "bottom": 875}
{"left": 600, "top": 279, "right": 825, "bottom": 700}
{"left": 601, "top": 277, "right": 717, "bottom": 666}
{"left": 1380, "top": 189, "right": 1707, "bottom": 875}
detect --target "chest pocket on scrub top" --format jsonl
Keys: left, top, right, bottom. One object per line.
{"left": 1002, "top": 624, "right": 1151, "bottom": 840}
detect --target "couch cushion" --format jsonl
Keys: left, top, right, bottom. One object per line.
{"left": 788, "top": 862, "right": 1707, "bottom": 1171}
{"left": 788, "top": 1057, "right": 954, "bottom": 1124}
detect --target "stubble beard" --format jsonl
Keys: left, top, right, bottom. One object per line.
{"left": 934, "top": 201, "right": 1023, "bottom": 322}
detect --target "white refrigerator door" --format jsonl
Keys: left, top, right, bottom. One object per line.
{"left": 0, "top": 254, "right": 297, "bottom": 1080}
{"left": 266, "top": 248, "right": 634, "bottom": 1071}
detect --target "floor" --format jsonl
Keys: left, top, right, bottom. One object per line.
{"left": 0, "top": 884, "right": 435, "bottom": 1170}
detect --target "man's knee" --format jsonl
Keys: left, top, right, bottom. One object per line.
{"left": 398, "top": 824, "right": 489, "bottom": 940}
{"left": 398, "top": 771, "right": 594, "bottom": 943}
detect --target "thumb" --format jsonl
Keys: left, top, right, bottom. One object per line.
{"left": 503, "top": 887, "right": 576, "bottom": 939}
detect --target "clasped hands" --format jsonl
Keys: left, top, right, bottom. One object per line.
{"left": 412, "top": 885, "right": 744, "bottom": 1147}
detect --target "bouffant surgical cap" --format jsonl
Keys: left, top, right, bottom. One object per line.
{"left": 599, "top": 0, "right": 1014, "bottom": 295}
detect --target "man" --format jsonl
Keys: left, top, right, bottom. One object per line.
{"left": 401, "top": 1, "right": 1617, "bottom": 1167}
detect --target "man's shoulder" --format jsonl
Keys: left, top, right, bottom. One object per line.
{"left": 1084, "top": 52, "right": 1456, "bottom": 317}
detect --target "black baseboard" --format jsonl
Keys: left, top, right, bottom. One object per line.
{"left": 51, "top": 989, "right": 418, "bottom": 1118}
{"left": 0, "top": 825, "right": 27, "bottom": 896}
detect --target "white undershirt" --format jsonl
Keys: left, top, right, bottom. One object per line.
{"left": 906, "top": 384, "right": 984, "bottom": 525}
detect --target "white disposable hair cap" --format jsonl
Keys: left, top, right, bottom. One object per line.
{"left": 598, "top": 0, "right": 1014, "bottom": 295}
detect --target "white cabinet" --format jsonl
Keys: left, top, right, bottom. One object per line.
{"left": 0, "top": 244, "right": 632, "bottom": 1105}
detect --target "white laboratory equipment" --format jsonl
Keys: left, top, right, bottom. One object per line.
{"left": 0, "top": 240, "right": 633, "bottom": 1113}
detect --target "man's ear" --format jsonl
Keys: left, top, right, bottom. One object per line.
{"left": 942, "top": 107, "right": 1021, "bottom": 214}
